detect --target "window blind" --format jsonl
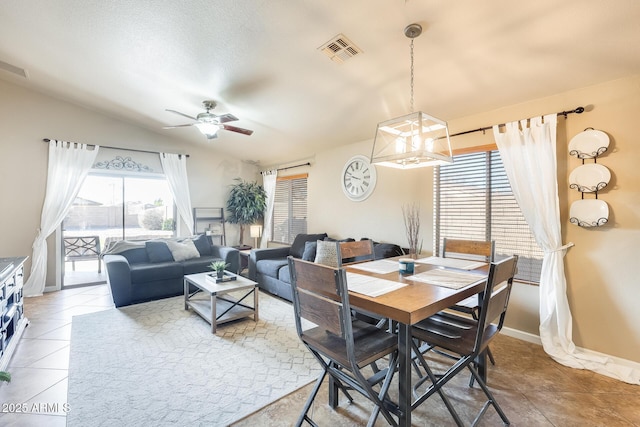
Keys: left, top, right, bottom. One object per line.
{"left": 272, "top": 175, "right": 308, "bottom": 244}
{"left": 434, "top": 150, "right": 543, "bottom": 284}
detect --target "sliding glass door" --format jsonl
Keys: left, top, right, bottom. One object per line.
{"left": 61, "top": 172, "right": 175, "bottom": 287}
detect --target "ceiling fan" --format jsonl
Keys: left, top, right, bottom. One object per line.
{"left": 163, "top": 100, "right": 254, "bottom": 139}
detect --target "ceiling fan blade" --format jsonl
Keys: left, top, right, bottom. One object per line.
{"left": 165, "top": 109, "right": 197, "bottom": 121}
{"left": 222, "top": 124, "right": 254, "bottom": 135}
{"left": 163, "top": 123, "right": 196, "bottom": 129}
{"left": 215, "top": 113, "right": 239, "bottom": 123}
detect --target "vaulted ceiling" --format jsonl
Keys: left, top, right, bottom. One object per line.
{"left": 2, "top": 0, "right": 639, "bottom": 165}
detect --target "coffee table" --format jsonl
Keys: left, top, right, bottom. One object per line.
{"left": 184, "top": 271, "right": 259, "bottom": 333}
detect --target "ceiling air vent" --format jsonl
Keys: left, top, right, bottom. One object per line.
{"left": 0, "top": 60, "right": 28, "bottom": 78}
{"left": 318, "top": 34, "right": 362, "bottom": 64}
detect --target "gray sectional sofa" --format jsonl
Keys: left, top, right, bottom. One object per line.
{"left": 249, "top": 233, "right": 403, "bottom": 302}
{"left": 103, "top": 235, "right": 239, "bottom": 307}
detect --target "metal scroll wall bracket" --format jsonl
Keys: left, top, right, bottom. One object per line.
{"left": 568, "top": 127, "right": 611, "bottom": 227}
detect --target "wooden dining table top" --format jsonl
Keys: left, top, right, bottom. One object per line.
{"left": 345, "top": 257, "right": 489, "bottom": 325}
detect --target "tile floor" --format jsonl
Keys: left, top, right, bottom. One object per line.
{"left": 0, "top": 284, "right": 114, "bottom": 426}
{"left": 1, "top": 284, "right": 639, "bottom": 426}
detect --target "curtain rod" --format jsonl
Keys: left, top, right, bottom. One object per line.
{"left": 42, "top": 139, "right": 189, "bottom": 157}
{"left": 260, "top": 162, "right": 311, "bottom": 175}
{"left": 448, "top": 106, "right": 585, "bottom": 139}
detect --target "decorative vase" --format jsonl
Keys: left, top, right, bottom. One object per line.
{"left": 216, "top": 270, "right": 224, "bottom": 279}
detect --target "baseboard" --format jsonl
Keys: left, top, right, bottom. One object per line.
{"left": 502, "top": 326, "right": 640, "bottom": 376}
{"left": 501, "top": 326, "right": 543, "bottom": 345}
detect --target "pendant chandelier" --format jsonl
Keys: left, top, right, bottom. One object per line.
{"left": 371, "top": 23, "right": 453, "bottom": 169}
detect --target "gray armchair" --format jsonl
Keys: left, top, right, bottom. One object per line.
{"left": 249, "top": 233, "right": 328, "bottom": 301}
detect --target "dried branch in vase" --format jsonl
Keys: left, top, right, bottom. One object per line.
{"left": 402, "top": 203, "right": 421, "bottom": 257}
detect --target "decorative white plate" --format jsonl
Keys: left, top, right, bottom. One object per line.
{"left": 569, "top": 163, "right": 611, "bottom": 192}
{"left": 569, "top": 129, "right": 609, "bottom": 159}
{"left": 569, "top": 199, "right": 609, "bottom": 227}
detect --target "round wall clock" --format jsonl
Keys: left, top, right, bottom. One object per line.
{"left": 341, "top": 155, "right": 377, "bottom": 201}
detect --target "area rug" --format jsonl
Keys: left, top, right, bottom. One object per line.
{"left": 67, "top": 292, "right": 321, "bottom": 426}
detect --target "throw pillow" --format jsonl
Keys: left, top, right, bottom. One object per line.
{"left": 302, "top": 241, "right": 317, "bottom": 261}
{"left": 192, "top": 234, "right": 212, "bottom": 256}
{"left": 290, "top": 233, "right": 328, "bottom": 259}
{"left": 166, "top": 239, "right": 201, "bottom": 262}
{"left": 314, "top": 240, "right": 339, "bottom": 268}
{"left": 145, "top": 240, "right": 174, "bottom": 263}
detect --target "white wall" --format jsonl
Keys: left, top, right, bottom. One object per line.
{"left": 2, "top": 73, "right": 638, "bottom": 364}
{"left": 308, "top": 140, "right": 434, "bottom": 251}
{"left": 0, "top": 79, "right": 257, "bottom": 287}
{"left": 306, "top": 75, "right": 640, "bottom": 364}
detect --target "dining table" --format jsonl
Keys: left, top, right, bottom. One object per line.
{"left": 338, "top": 256, "right": 490, "bottom": 427}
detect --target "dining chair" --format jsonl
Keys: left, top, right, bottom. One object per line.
{"left": 338, "top": 239, "right": 376, "bottom": 266}
{"left": 338, "top": 240, "right": 388, "bottom": 329}
{"left": 410, "top": 255, "right": 518, "bottom": 427}
{"left": 288, "top": 256, "right": 400, "bottom": 427}
{"left": 442, "top": 238, "right": 497, "bottom": 365}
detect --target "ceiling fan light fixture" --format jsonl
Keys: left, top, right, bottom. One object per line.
{"left": 371, "top": 23, "right": 453, "bottom": 169}
{"left": 195, "top": 122, "right": 220, "bottom": 137}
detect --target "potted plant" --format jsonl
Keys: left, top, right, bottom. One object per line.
{"left": 226, "top": 178, "right": 267, "bottom": 246}
{"left": 0, "top": 371, "right": 10, "bottom": 384}
{"left": 210, "top": 260, "right": 229, "bottom": 279}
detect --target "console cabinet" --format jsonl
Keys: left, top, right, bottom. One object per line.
{"left": 0, "top": 257, "right": 28, "bottom": 370}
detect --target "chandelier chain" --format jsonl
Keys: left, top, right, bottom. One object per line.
{"left": 410, "top": 38, "right": 415, "bottom": 113}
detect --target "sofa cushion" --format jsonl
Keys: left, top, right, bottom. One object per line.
{"left": 302, "top": 241, "right": 317, "bottom": 261}
{"left": 314, "top": 240, "right": 339, "bottom": 268}
{"left": 374, "top": 242, "right": 403, "bottom": 259}
{"left": 290, "top": 233, "right": 328, "bottom": 259}
{"left": 145, "top": 240, "right": 174, "bottom": 263}
{"left": 118, "top": 247, "right": 150, "bottom": 264}
{"left": 256, "top": 258, "right": 289, "bottom": 278}
{"left": 278, "top": 264, "right": 291, "bottom": 284}
{"left": 181, "top": 256, "right": 222, "bottom": 275}
{"left": 130, "top": 262, "right": 184, "bottom": 283}
{"left": 192, "top": 234, "right": 212, "bottom": 256}
{"left": 166, "top": 239, "right": 200, "bottom": 262}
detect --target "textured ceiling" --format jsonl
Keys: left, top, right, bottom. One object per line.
{"left": 1, "top": 0, "right": 639, "bottom": 165}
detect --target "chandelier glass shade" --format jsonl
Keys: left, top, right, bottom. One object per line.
{"left": 371, "top": 111, "right": 452, "bottom": 169}
{"left": 371, "top": 23, "right": 453, "bottom": 169}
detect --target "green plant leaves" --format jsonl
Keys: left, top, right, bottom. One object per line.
{"left": 226, "top": 178, "right": 267, "bottom": 226}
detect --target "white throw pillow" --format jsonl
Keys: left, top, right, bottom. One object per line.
{"left": 314, "top": 240, "right": 339, "bottom": 268}
{"left": 166, "top": 239, "right": 201, "bottom": 262}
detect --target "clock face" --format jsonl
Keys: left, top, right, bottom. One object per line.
{"left": 341, "top": 155, "right": 377, "bottom": 201}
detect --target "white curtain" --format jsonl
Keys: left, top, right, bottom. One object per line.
{"left": 24, "top": 140, "right": 99, "bottom": 297}
{"left": 160, "top": 153, "right": 194, "bottom": 235}
{"left": 494, "top": 115, "right": 639, "bottom": 384}
{"left": 260, "top": 169, "right": 278, "bottom": 248}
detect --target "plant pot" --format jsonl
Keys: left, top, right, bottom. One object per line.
{"left": 216, "top": 270, "right": 224, "bottom": 279}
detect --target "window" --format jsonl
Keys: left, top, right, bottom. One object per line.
{"left": 434, "top": 149, "right": 543, "bottom": 284}
{"left": 272, "top": 174, "right": 308, "bottom": 244}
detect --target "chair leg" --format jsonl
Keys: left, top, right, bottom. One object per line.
{"left": 469, "top": 347, "right": 494, "bottom": 388}
{"left": 487, "top": 346, "right": 496, "bottom": 365}
{"left": 421, "top": 356, "right": 466, "bottom": 427}
{"left": 366, "top": 351, "right": 399, "bottom": 427}
{"left": 296, "top": 370, "right": 327, "bottom": 427}
{"left": 467, "top": 364, "right": 510, "bottom": 426}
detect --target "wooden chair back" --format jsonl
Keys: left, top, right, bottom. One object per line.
{"left": 338, "top": 240, "right": 375, "bottom": 266}
{"left": 288, "top": 256, "right": 349, "bottom": 339}
{"left": 442, "top": 238, "right": 495, "bottom": 262}
{"left": 475, "top": 255, "right": 518, "bottom": 352}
